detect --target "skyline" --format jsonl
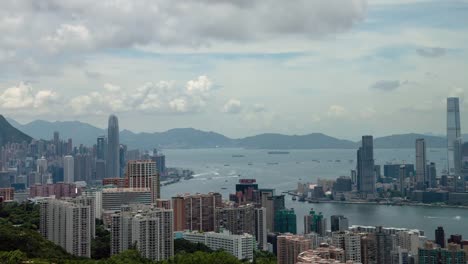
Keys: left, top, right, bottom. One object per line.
{"left": 1, "top": 1, "right": 468, "bottom": 140}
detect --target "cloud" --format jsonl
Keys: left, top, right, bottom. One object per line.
{"left": 223, "top": 99, "right": 242, "bottom": 114}
{"left": 0, "top": 1, "right": 367, "bottom": 77}
{"left": 370, "top": 80, "right": 407, "bottom": 91}
{"left": 70, "top": 75, "right": 214, "bottom": 115}
{"left": 416, "top": 47, "right": 446, "bottom": 58}
{"left": 327, "top": 105, "right": 347, "bottom": 117}
{"left": 0, "top": 82, "right": 58, "bottom": 110}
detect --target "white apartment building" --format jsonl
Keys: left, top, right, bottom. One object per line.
{"left": 111, "top": 204, "right": 174, "bottom": 261}
{"left": 182, "top": 230, "right": 255, "bottom": 262}
{"left": 39, "top": 197, "right": 95, "bottom": 257}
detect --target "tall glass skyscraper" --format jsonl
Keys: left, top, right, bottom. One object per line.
{"left": 107, "top": 115, "right": 120, "bottom": 178}
{"left": 357, "top": 135, "right": 375, "bottom": 195}
{"left": 447, "top": 97, "right": 461, "bottom": 174}
{"left": 415, "top": 138, "right": 427, "bottom": 190}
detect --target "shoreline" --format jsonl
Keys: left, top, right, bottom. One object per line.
{"left": 284, "top": 192, "right": 468, "bottom": 210}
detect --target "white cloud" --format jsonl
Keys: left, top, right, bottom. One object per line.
{"left": 223, "top": 99, "right": 242, "bottom": 114}
{"left": 327, "top": 105, "right": 347, "bottom": 117}
{"left": 0, "top": 83, "right": 57, "bottom": 110}
{"left": 69, "top": 76, "right": 214, "bottom": 115}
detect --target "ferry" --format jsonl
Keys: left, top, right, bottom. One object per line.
{"left": 232, "top": 154, "right": 245, "bottom": 158}
{"left": 268, "top": 151, "right": 290, "bottom": 154}
{"left": 267, "top": 162, "right": 279, "bottom": 165}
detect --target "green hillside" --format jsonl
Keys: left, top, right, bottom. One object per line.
{"left": 0, "top": 115, "right": 32, "bottom": 146}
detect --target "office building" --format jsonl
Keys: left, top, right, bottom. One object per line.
{"left": 126, "top": 160, "right": 160, "bottom": 202}
{"left": 264, "top": 194, "right": 285, "bottom": 232}
{"left": 107, "top": 115, "right": 120, "bottom": 178}
{"left": 96, "top": 136, "right": 107, "bottom": 160}
{"left": 384, "top": 164, "right": 415, "bottom": 179}
{"left": 330, "top": 215, "right": 349, "bottom": 232}
{"left": 151, "top": 150, "right": 166, "bottom": 177}
{"left": 447, "top": 97, "right": 461, "bottom": 174}
{"left": 435, "top": 226, "right": 446, "bottom": 248}
{"left": 357, "top": 135, "right": 375, "bottom": 195}
{"left": 275, "top": 208, "right": 297, "bottom": 234}
{"left": 426, "top": 162, "right": 437, "bottom": 189}
{"left": 304, "top": 209, "right": 326, "bottom": 236}
{"left": 277, "top": 234, "right": 312, "bottom": 264}
{"left": 172, "top": 192, "right": 222, "bottom": 232}
{"left": 399, "top": 165, "right": 407, "bottom": 195}
{"left": 415, "top": 138, "right": 427, "bottom": 190}
{"left": 102, "top": 188, "right": 152, "bottom": 211}
{"left": 63, "top": 155, "right": 74, "bottom": 183}
{"left": 74, "top": 153, "right": 93, "bottom": 182}
{"left": 40, "top": 197, "right": 95, "bottom": 257}
{"left": 111, "top": 204, "right": 173, "bottom": 261}
{"left": 182, "top": 230, "right": 254, "bottom": 261}
{"left": 37, "top": 156, "right": 48, "bottom": 184}
{"left": 95, "top": 159, "right": 106, "bottom": 181}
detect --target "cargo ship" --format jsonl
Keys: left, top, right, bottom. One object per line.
{"left": 268, "top": 151, "right": 290, "bottom": 154}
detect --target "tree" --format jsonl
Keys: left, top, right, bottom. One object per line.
{"left": 91, "top": 221, "right": 111, "bottom": 259}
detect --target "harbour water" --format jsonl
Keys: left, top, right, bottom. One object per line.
{"left": 160, "top": 148, "right": 468, "bottom": 239}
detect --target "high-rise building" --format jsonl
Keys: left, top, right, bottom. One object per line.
{"left": 172, "top": 192, "right": 222, "bottom": 232}
{"left": 419, "top": 241, "right": 466, "bottom": 264}
{"left": 96, "top": 136, "right": 107, "bottom": 160}
{"left": 375, "top": 226, "right": 392, "bottom": 264}
{"left": 426, "top": 162, "right": 437, "bottom": 189}
{"left": 254, "top": 207, "right": 268, "bottom": 251}
{"left": 447, "top": 97, "right": 461, "bottom": 174}
{"left": 126, "top": 160, "right": 160, "bottom": 202}
{"left": 277, "top": 234, "right": 312, "bottom": 264}
{"left": 95, "top": 159, "right": 106, "bottom": 180}
{"left": 415, "top": 138, "right": 427, "bottom": 190}
{"left": 435, "top": 226, "right": 446, "bottom": 248}
{"left": 265, "top": 194, "right": 285, "bottom": 232}
{"left": 357, "top": 135, "right": 375, "bottom": 195}
{"left": 330, "top": 215, "right": 349, "bottom": 232}
{"left": 63, "top": 155, "right": 74, "bottom": 183}
{"left": 102, "top": 188, "right": 152, "bottom": 211}
{"left": 40, "top": 197, "right": 95, "bottom": 257}
{"left": 304, "top": 209, "right": 326, "bottom": 236}
{"left": 275, "top": 208, "right": 297, "bottom": 234}
{"left": 331, "top": 231, "right": 361, "bottom": 263}
{"left": 119, "top": 144, "right": 126, "bottom": 177}
{"left": 111, "top": 204, "right": 173, "bottom": 261}
{"left": 215, "top": 204, "right": 255, "bottom": 235}
{"left": 296, "top": 244, "right": 346, "bottom": 264}
{"left": 399, "top": 165, "right": 407, "bottom": 195}
{"left": 182, "top": 230, "right": 254, "bottom": 261}
{"left": 107, "top": 115, "right": 120, "bottom": 178}
{"left": 454, "top": 137, "right": 463, "bottom": 175}
{"left": 151, "top": 149, "right": 166, "bottom": 177}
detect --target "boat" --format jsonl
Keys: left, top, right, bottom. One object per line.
{"left": 221, "top": 187, "right": 227, "bottom": 190}
{"left": 224, "top": 164, "right": 230, "bottom": 166}
{"left": 232, "top": 154, "right": 245, "bottom": 158}
{"left": 292, "top": 196, "right": 297, "bottom": 201}
{"left": 267, "top": 162, "right": 279, "bottom": 165}
{"left": 335, "top": 160, "right": 341, "bottom": 162}
{"left": 299, "top": 196, "right": 306, "bottom": 202}
{"left": 268, "top": 151, "right": 290, "bottom": 154}
{"left": 248, "top": 162, "right": 253, "bottom": 165}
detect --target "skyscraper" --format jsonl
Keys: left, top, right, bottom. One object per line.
{"left": 64, "top": 155, "right": 74, "bottom": 183}
{"left": 330, "top": 215, "right": 349, "bottom": 232}
{"left": 96, "top": 136, "right": 107, "bottom": 160}
{"left": 447, "top": 97, "right": 461, "bottom": 174}
{"left": 304, "top": 209, "right": 326, "bottom": 236}
{"left": 126, "top": 160, "right": 160, "bottom": 202}
{"left": 415, "top": 138, "right": 427, "bottom": 190}
{"left": 107, "top": 115, "right": 120, "bottom": 178}
{"left": 357, "top": 135, "right": 375, "bottom": 195}
{"left": 435, "top": 226, "right": 446, "bottom": 248}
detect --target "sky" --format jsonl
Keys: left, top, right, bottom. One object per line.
{"left": 0, "top": 0, "right": 467, "bottom": 140}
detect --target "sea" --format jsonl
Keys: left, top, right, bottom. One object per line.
{"left": 159, "top": 148, "right": 468, "bottom": 239}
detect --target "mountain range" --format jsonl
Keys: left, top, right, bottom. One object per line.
{"left": 0, "top": 115, "right": 32, "bottom": 146}
{"left": 5, "top": 117, "right": 461, "bottom": 150}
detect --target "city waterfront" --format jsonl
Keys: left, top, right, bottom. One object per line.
{"left": 161, "top": 148, "right": 468, "bottom": 239}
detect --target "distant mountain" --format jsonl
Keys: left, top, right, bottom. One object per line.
{"left": 237, "top": 133, "right": 357, "bottom": 149}
{"left": 373, "top": 133, "right": 446, "bottom": 148}
{"left": 0, "top": 115, "right": 32, "bottom": 146}
{"left": 6, "top": 117, "right": 452, "bottom": 149}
